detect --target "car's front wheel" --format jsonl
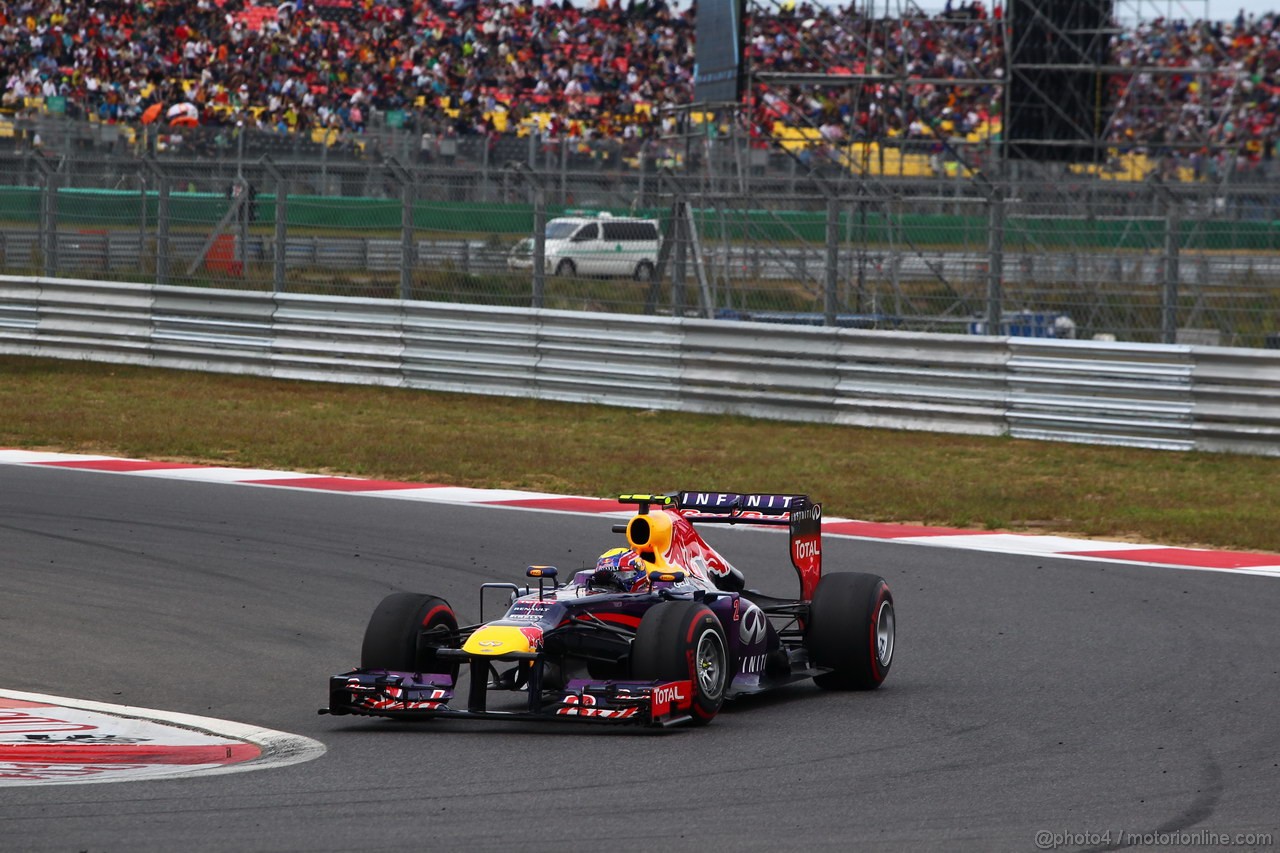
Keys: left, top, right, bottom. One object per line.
{"left": 360, "top": 592, "right": 459, "bottom": 679}
{"left": 631, "top": 600, "right": 728, "bottom": 725}
{"left": 554, "top": 258, "right": 577, "bottom": 277}
{"left": 806, "top": 572, "right": 894, "bottom": 690}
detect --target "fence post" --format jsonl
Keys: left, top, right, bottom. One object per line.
{"left": 275, "top": 179, "right": 287, "bottom": 293}
{"left": 501, "top": 161, "right": 547, "bottom": 308}
{"left": 672, "top": 198, "right": 688, "bottom": 317}
{"left": 637, "top": 148, "right": 647, "bottom": 209}
{"left": 260, "top": 155, "right": 288, "bottom": 293}
{"left": 46, "top": 164, "right": 59, "bottom": 277}
{"left": 142, "top": 158, "right": 171, "bottom": 285}
{"left": 1163, "top": 192, "right": 1180, "bottom": 344}
{"left": 986, "top": 183, "right": 1005, "bottom": 336}
{"left": 29, "top": 155, "right": 58, "bottom": 276}
{"left": 139, "top": 166, "right": 147, "bottom": 267}
{"left": 559, "top": 137, "right": 568, "bottom": 206}
{"left": 401, "top": 174, "right": 414, "bottom": 300}
{"left": 320, "top": 130, "right": 329, "bottom": 193}
{"left": 237, "top": 178, "right": 250, "bottom": 281}
{"left": 824, "top": 198, "right": 838, "bottom": 326}
{"left": 533, "top": 187, "right": 546, "bottom": 309}
{"left": 383, "top": 157, "right": 414, "bottom": 300}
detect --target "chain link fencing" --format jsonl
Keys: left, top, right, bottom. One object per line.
{"left": 2, "top": 116, "right": 1279, "bottom": 348}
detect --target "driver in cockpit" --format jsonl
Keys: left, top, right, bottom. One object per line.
{"left": 587, "top": 547, "right": 648, "bottom": 593}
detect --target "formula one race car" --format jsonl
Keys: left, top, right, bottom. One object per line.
{"left": 322, "top": 491, "right": 895, "bottom": 727}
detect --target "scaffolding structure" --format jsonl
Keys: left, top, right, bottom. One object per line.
{"left": 648, "top": 0, "right": 1276, "bottom": 344}
{"left": 733, "top": 0, "right": 1240, "bottom": 176}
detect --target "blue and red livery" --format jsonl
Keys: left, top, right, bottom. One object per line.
{"left": 321, "top": 491, "right": 895, "bottom": 727}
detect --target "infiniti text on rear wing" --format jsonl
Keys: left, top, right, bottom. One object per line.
{"left": 676, "top": 492, "right": 823, "bottom": 600}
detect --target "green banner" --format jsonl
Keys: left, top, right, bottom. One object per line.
{"left": 3, "top": 185, "right": 1279, "bottom": 252}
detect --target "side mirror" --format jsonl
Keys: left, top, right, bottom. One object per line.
{"left": 647, "top": 569, "right": 686, "bottom": 585}
{"left": 526, "top": 565, "right": 558, "bottom": 598}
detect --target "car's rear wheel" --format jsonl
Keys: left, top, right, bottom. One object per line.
{"left": 631, "top": 600, "right": 728, "bottom": 725}
{"left": 554, "top": 259, "right": 577, "bottom": 277}
{"left": 360, "top": 592, "right": 459, "bottom": 679}
{"left": 807, "top": 572, "right": 894, "bottom": 690}
{"left": 633, "top": 260, "right": 655, "bottom": 282}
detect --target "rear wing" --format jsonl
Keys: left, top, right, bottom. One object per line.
{"left": 617, "top": 492, "right": 823, "bottom": 600}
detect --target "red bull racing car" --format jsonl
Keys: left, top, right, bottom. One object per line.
{"left": 322, "top": 491, "right": 895, "bottom": 727}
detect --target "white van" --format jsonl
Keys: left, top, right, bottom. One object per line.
{"left": 508, "top": 214, "right": 661, "bottom": 281}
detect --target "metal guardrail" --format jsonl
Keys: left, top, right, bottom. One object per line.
{"left": 2, "top": 276, "right": 1277, "bottom": 456}
{"left": 1007, "top": 340, "right": 1196, "bottom": 451}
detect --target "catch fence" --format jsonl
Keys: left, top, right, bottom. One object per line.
{"left": 3, "top": 118, "right": 1280, "bottom": 348}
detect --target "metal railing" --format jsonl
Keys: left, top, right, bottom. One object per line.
{"left": 3, "top": 276, "right": 1277, "bottom": 456}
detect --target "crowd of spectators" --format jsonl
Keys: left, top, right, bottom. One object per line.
{"left": 2, "top": 0, "right": 1280, "bottom": 171}
{"left": 0, "top": 0, "right": 698, "bottom": 143}
{"left": 1108, "top": 12, "right": 1280, "bottom": 174}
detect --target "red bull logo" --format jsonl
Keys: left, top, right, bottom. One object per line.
{"left": 519, "top": 627, "right": 544, "bottom": 650}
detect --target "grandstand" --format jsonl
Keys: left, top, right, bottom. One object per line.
{"left": 0, "top": 0, "right": 1272, "bottom": 182}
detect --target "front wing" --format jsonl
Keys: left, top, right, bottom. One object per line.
{"left": 321, "top": 666, "right": 697, "bottom": 727}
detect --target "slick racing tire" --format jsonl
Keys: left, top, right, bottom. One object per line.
{"left": 807, "top": 572, "right": 894, "bottom": 690}
{"left": 632, "top": 600, "right": 729, "bottom": 725}
{"left": 360, "top": 592, "right": 459, "bottom": 679}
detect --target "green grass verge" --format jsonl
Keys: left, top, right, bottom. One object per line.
{"left": 3, "top": 355, "right": 1278, "bottom": 553}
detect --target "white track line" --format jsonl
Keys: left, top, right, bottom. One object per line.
{"left": 0, "top": 688, "right": 325, "bottom": 786}
{"left": 4, "top": 450, "right": 1278, "bottom": 577}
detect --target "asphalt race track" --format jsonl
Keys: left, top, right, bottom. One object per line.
{"left": 3, "top": 465, "right": 1278, "bottom": 852}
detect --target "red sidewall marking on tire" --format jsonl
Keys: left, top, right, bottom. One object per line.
{"left": 420, "top": 604, "right": 452, "bottom": 628}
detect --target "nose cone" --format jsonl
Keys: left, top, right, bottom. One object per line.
{"left": 462, "top": 624, "right": 542, "bottom": 655}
